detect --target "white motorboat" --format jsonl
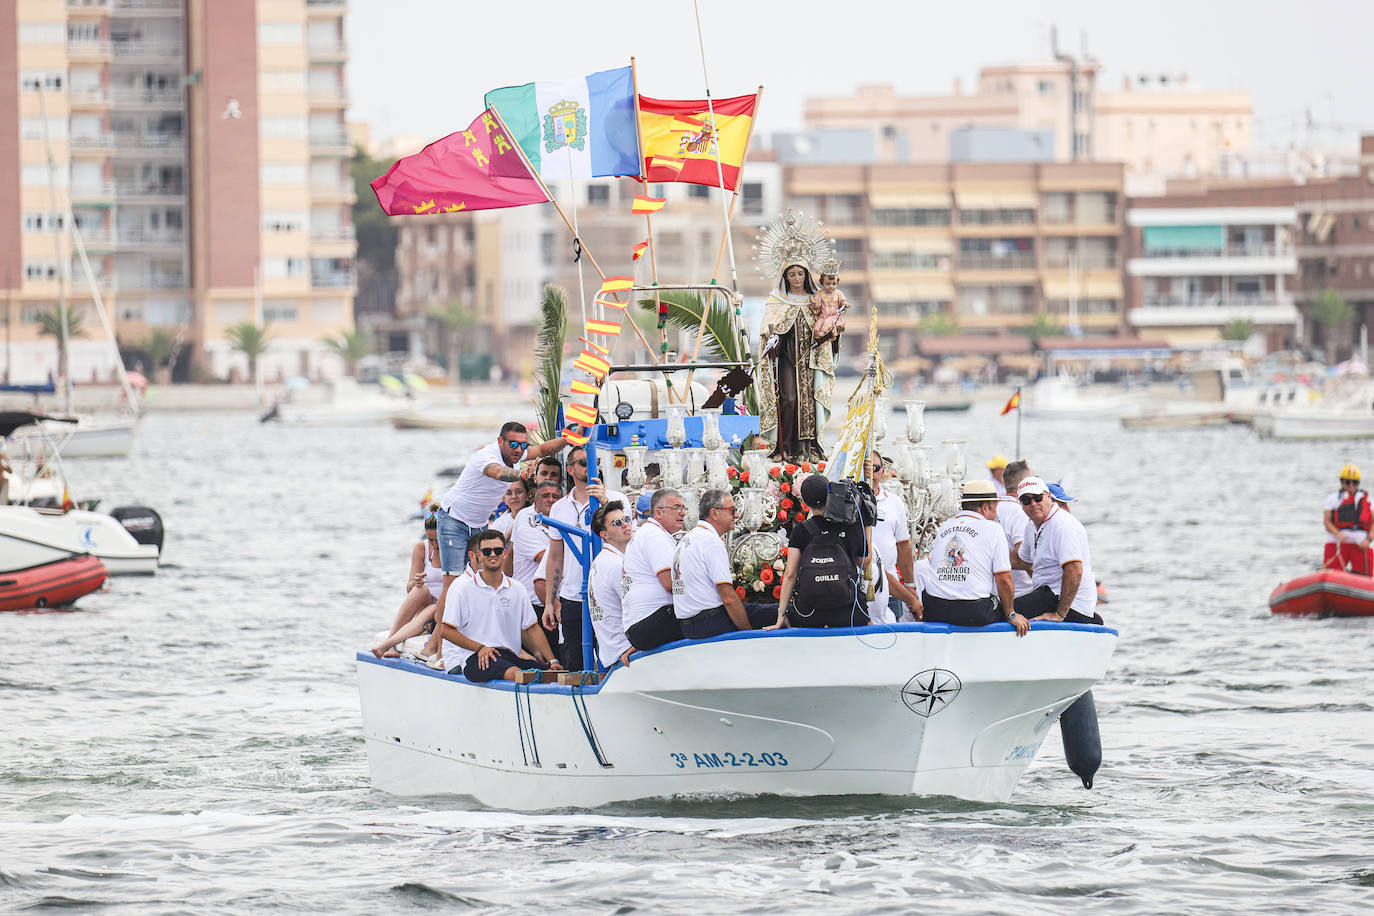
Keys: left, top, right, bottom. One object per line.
{"left": 10, "top": 417, "right": 137, "bottom": 458}
{"left": 1021, "top": 375, "right": 1137, "bottom": 420}
{"left": 357, "top": 623, "right": 1117, "bottom": 809}
{"left": 0, "top": 505, "right": 158, "bottom": 575}
{"left": 1250, "top": 382, "right": 1374, "bottom": 440}
{"left": 273, "top": 377, "right": 425, "bottom": 427}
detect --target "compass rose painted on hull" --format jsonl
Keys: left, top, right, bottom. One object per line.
{"left": 901, "top": 669, "right": 962, "bottom": 717}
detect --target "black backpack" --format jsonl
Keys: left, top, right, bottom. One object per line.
{"left": 793, "top": 526, "right": 858, "bottom": 616}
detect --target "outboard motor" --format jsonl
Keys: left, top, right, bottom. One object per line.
{"left": 109, "top": 506, "right": 165, "bottom": 554}
{"left": 1060, "top": 690, "right": 1102, "bottom": 789}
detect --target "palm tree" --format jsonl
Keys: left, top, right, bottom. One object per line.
{"left": 1221, "top": 317, "right": 1255, "bottom": 343}
{"left": 225, "top": 321, "right": 271, "bottom": 383}
{"left": 140, "top": 329, "right": 178, "bottom": 383}
{"left": 430, "top": 298, "right": 477, "bottom": 384}
{"left": 1018, "top": 312, "right": 1063, "bottom": 352}
{"left": 322, "top": 328, "right": 372, "bottom": 377}
{"left": 532, "top": 285, "right": 568, "bottom": 442}
{"left": 36, "top": 307, "right": 87, "bottom": 382}
{"left": 637, "top": 290, "right": 758, "bottom": 415}
{"left": 917, "top": 312, "right": 961, "bottom": 337}
{"left": 1309, "top": 288, "right": 1355, "bottom": 364}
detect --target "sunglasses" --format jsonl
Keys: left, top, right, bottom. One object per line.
{"left": 713, "top": 505, "right": 739, "bottom": 514}
{"left": 1019, "top": 493, "right": 1046, "bottom": 505}
{"left": 1341, "top": 479, "right": 1358, "bottom": 485}
{"left": 572, "top": 459, "right": 587, "bottom": 467}
{"left": 479, "top": 546, "right": 505, "bottom": 557}
{"left": 659, "top": 504, "right": 687, "bottom": 512}
{"left": 505, "top": 440, "right": 529, "bottom": 451}
{"left": 608, "top": 517, "right": 629, "bottom": 528}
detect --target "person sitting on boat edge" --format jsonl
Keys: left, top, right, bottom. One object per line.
{"left": 514, "top": 480, "right": 562, "bottom": 657}
{"left": 868, "top": 451, "right": 921, "bottom": 623}
{"left": 1011, "top": 476, "right": 1102, "bottom": 625}
{"left": 371, "top": 504, "right": 444, "bottom": 660}
{"left": 672, "top": 489, "right": 777, "bottom": 638}
{"left": 1323, "top": 465, "right": 1372, "bottom": 574}
{"left": 434, "top": 422, "right": 574, "bottom": 650}
{"left": 773, "top": 473, "right": 871, "bottom": 629}
{"left": 438, "top": 529, "right": 562, "bottom": 683}
{"left": 621, "top": 488, "right": 688, "bottom": 652}
{"left": 587, "top": 501, "right": 635, "bottom": 668}
{"left": 544, "top": 445, "right": 628, "bottom": 670}
{"left": 922, "top": 480, "right": 1028, "bottom": 635}
{"left": 995, "top": 460, "right": 1036, "bottom": 600}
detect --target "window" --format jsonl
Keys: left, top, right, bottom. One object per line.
{"left": 260, "top": 116, "right": 307, "bottom": 139}
{"left": 21, "top": 22, "right": 65, "bottom": 44}
{"left": 25, "top": 262, "right": 60, "bottom": 280}
{"left": 587, "top": 184, "right": 610, "bottom": 205}
{"left": 872, "top": 251, "right": 949, "bottom": 271}
{"left": 1037, "top": 80, "right": 1055, "bottom": 95}
{"left": 263, "top": 302, "right": 299, "bottom": 322}
{"left": 958, "top": 208, "right": 1034, "bottom": 226}
{"left": 264, "top": 257, "right": 308, "bottom": 278}
{"left": 741, "top": 181, "right": 763, "bottom": 216}
{"left": 872, "top": 208, "right": 950, "bottom": 227}
{"left": 23, "top": 212, "right": 64, "bottom": 232}
{"left": 66, "top": 22, "right": 100, "bottom": 43}
{"left": 263, "top": 211, "right": 308, "bottom": 233}
{"left": 259, "top": 22, "right": 304, "bottom": 44}
{"left": 19, "top": 71, "right": 63, "bottom": 90}
{"left": 261, "top": 163, "right": 307, "bottom": 185}
{"left": 688, "top": 185, "right": 710, "bottom": 199}
{"left": 22, "top": 304, "right": 54, "bottom": 322}
{"left": 260, "top": 70, "right": 307, "bottom": 92}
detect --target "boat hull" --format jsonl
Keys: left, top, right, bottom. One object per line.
{"left": 1269, "top": 569, "right": 1374, "bottom": 617}
{"left": 1251, "top": 410, "right": 1374, "bottom": 440}
{"left": 358, "top": 623, "right": 1118, "bottom": 810}
{"left": 0, "top": 506, "right": 158, "bottom": 575}
{"left": 0, "top": 555, "right": 107, "bottom": 611}
{"left": 12, "top": 420, "right": 136, "bottom": 458}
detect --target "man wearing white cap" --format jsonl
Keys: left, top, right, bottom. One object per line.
{"left": 987, "top": 455, "right": 1009, "bottom": 497}
{"left": 921, "top": 480, "right": 1028, "bottom": 634}
{"left": 1012, "top": 476, "right": 1102, "bottom": 624}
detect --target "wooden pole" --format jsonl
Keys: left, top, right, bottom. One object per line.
{"left": 631, "top": 57, "right": 673, "bottom": 392}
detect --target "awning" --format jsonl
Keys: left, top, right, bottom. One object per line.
{"left": 954, "top": 189, "right": 1039, "bottom": 209}
{"left": 1142, "top": 224, "right": 1223, "bottom": 250}
{"left": 869, "top": 189, "right": 951, "bottom": 208}
{"left": 1042, "top": 275, "right": 1124, "bottom": 300}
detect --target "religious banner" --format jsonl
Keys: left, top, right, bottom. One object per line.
{"left": 638, "top": 93, "right": 757, "bottom": 190}
{"left": 485, "top": 66, "right": 640, "bottom": 180}
{"left": 370, "top": 109, "right": 549, "bottom": 215}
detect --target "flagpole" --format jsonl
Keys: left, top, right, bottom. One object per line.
{"left": 488, "top": 105, "right": 662, "bottom": 365}
{"left": 710, "top": 86, "right": 763, "bottom": 283}
{"left": 1014, "top": 384, "right": 1022, "bottom": 459}
{"left": 692, "top": 0, "right": 740, "bottom": 296}
{"left": 563, "top": 164, "right": 589, "bottom": 331}
{"left": 631, "top": 57, "right": 671, "bottom": 386}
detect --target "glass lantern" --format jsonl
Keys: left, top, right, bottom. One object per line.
{"left": 684, "top": 447, "right": 706, "bottom": 486}
{"left": 743, "top": 448, "right": 771, "bottom": 487}
{"left": 942, "top": 438, "right": 967, "bottom": 483}
{"left": 904, "top": 400, "right": 926, "bottom": 444}
{"left": 680, "top": 487, "right": 700, "bottom": 528}
{"left": 665, "top": 404, "right": 687, "bottom": 449}
{"left": 623, "top": 445, "right": 649, "bottom": 489}
{"left": 701, "top": 408, "right": 724, "bottom": 450}
{"left": 913, "top": 444, "right": 932, "bottom": 481}
{"left": 662, "top": 450, "right": 685, "bottom": 489}
{"left": 706, "top": 447, "right": 730, "bottom": 489}
{"left": 873, "top": 396, "right": 888, "bottom": 441}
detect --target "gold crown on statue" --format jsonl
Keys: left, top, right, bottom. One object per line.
{"left": 818, "top": 253, "right": 842, "bottom": 276}
{"left": 754, "top": 209, "right": 835, "bottom": 283}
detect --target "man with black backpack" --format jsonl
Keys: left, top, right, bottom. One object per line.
{"left": 772, "top": 473, "right": 874, "bottom": 628}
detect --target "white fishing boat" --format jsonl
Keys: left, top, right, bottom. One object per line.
{"left": 1021, "top": 375, "right": 1137, "bottom": 420}
{"left": 10, "top": 417, "right": 137, "bottom": 458}
{"left": 1250, "top": 382, "right": 1374, "bottom": 440}
{"left": 357, "top": 623, "right": 1116, "bottom": 809}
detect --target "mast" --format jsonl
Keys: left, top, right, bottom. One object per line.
{"left": 37, "top": 87, "right": 72, "bottom": 413}
{"left": 691, "top": 0, "right": 741, "bottom": 296}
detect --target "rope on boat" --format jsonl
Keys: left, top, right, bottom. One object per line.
{"left": 570, "top": 679, "right": 612, "bottom": 768}
{"left": 514, "top": 681, "right": 541, "bottom": 768}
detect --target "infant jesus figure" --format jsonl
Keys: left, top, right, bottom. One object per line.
{"left": 811, "top": 265, "right": 848, "bottom": 348}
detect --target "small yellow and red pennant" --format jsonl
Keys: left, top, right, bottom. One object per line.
{"left": 596, "top": 296, "right": 628, "bottom": 311}
{"left": 600, "top": 276, "right": 634, "bottom": 293}
{"left": 574, "top": 350, "right": 611, "bottom": 378}
{"left": 579, "top": 336, "right": 610, "bottom": 357}
{"left": 647, "top": 156, "right": 685, "bottom": 176}
{"left": 570, "top": 378, "right": 600, "bottom": 396}
{"left": 631, "top": 195, "right": 667, "bottom": 215}
{"left": 563, "top": 425, "right": 590, "bottom": 446}
{"left": 586, "top": 319, "right": 621, "bottom": 336}
{"left": 631, "top": 240, "right": 649, "bottom": 260}
{"left": 566, "top": 402, "right": 598, "bottom": 426}
{"left": 1001, "top": 390, "right": 1021, "bottom": 415}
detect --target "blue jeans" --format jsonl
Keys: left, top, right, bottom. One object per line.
{"left": 437, "top": 514, "right": 482, "bottom": 574}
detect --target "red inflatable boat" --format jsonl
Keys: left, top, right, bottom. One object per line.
{"left": 1269, "top": 569, "right": 1374, "bottom": 617}
{"left": 0, "top": 555, "right": 108, "bottom": 612}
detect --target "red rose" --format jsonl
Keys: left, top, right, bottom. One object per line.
{"left": 781, "top": 498, "right": 794, "bottom": 510}
{"left": 735, "top": 586, "right": 746, "bottom": 599}
{"left": 779, "top": 546, "right": 788, "bottom": 556}
{"left": 779, "top": 481, "right": 791, "bottom": 493}
{"left": 794, "top": 512, "right": 806, "bottom": 522}
{"left": 740, "top": 470, "right": 750, "bottom": 483}
{"left": 772, "top": 585, "right": 782, "bottom": 599}
{"left": 769, "top": 466, "right": 783, "bottom": 479}
{"left": 727, "top": 466, "right": 738, "bottom": 479}
{"left": 760, "top": 566, "right": 774, "bottom": 584}
{"left": 785, "top": 464, "right": 798, "bottom": 475}
{"left": 800, "top": 462, "right": 811, "bottom": 472}
{"left": 817, "top": 461, "right": 827, "bottom": 472}
{"left": 776, "top": 509, "right": 788, "bottom": 520}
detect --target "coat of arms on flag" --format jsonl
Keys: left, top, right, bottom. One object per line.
{"left": 543, "top": 100, "right": 587, "bottom": 153}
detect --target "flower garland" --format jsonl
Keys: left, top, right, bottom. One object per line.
{"left": 725, "top": 458, "right": 827, "bottom": 602}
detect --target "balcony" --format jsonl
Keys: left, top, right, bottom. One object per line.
{"left": 311, "top": 226, "right": 356, "bottom": 241}
{"left": 72, "top": 182, "right": 117, "bottom": 202}
{"left": 111, "top": 228, "right": 186, "bottom": 249}
{"left": 308, "top": 87, "right": 349, "bottom": 107}
{"left": 70, "top": 132, "right": 116, "bottom": 153}
{"left": 1042, "top": 210, "right": 1118, "bottom": 226}
{"left": 110, "top": 87, "right": 185, "bottom": 108}
{"left": 957, "top": 253, "right": 1036, "bottom": 271}
{"left": 127, "top": 273, "right": 187, "bottom": 291}
{"left": 111, "top": 39, "right": 184, "bottom": 62}
{"left": 307, "top": 0, "right": 348, "bottom": 12}
{"left": 68, "top": 0, "right": 110, "bottom": 11}
{"left": 112, "top": 130, "right": 186, "bottom": 155}
{"left": 1128, "top": 294, "right": 1300, "bottom": 328}
{"left": 69, "top": 86, "right": 110, "bottom": 106}
{"left": 67, "top": 39, "right": 113, "bottom": 59}
{"left": 111, "top": 0, "right": 182, "bottom": 11}
{"left": 308, "top": 131, "right": 352, "bottom": 155}
{"left": 307, "top": 39, "right": 348, "bottom": 61}
{"left": 1045, "top": 253, "right": 1119, "bottom": 270}
{"left": 1128, "top": 244, "right": 1297, "bottom": 277}
{"left": 310, "top": 182, "right": 357, "bottom": 203}
{"left": 311, "top": 270, "right": 356, "bottom": 289}
{"left": 113, "top": 179, "right": 185, "bottom": 198}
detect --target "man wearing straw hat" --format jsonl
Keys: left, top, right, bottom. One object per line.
{"left": 921, "top": 480, "right": 1028, "bottom": 635}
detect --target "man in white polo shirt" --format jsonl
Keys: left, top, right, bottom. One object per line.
{"left": 922, "top": 480, "right": 1029, "bottom": 634}
{"left": 622, "top": 488, "right": 687, "bottom": 651}
{"left": 1012, "top": 476, "right": 1102, "bottom": 625}
{"left": 544, "top": 444, "right": 627, "bottom": 670}
{"left": 672, "top": 488, "right": 777, "bottom": 639}
{"left": 438, "top": 529, "right": 562, "bottom": 682}
{"left": 996, "top": 460, "right": 1036, "bottom": 599}
{"left": 587, "top": 500, "right": 634, "bottom": 668}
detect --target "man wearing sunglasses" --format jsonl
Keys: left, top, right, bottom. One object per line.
{"left": 435, "top": 422, "right": 574, "bottom": 643}
{"left": 437, "top": 529, "right": 562, "bottom": 683}
{"left": 1011, "top": 476, "right": 1102, "bottom": 625}
{"left": 623, "top": 488, "right": 688, "bottom": 651}
{"left": 544, "top": 445, "right": 627, "bottom": 670}
{"left": 672, "top": 488, "right": 777, "bottom": 638}
{"left": 587, "top": 501, "right": 635, "bottom": 668}
{"left": 1323, "top": 464, "right": 1373, "bottom": 574}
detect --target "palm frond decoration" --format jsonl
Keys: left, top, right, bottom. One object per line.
{"left": 637, "top": 291, "right": 757, "bottom": 415}
{"left": 532, "top": 284, "right": 568, "bottom": 443}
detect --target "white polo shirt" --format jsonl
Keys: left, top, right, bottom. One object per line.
{"left": 671, "top": 522, "right": 732, "bottom": 619}
{"left": 440, "top": 442, "right": 511, "bottom": 526}
{"left": 587, "top": 543, "right": 632, "bottom": 667}
{"left": 925, "top": 510, "right": 1011, "bottom": 601}
{"left": 440, "top": 570, "right": 536, "bottom": 671}
{"left": 1018, "top": 507, "right": 1097, "bottom": 614}
{"left": 510, "top": 506, "right": 550, "bottom": 605}
{"left": 996, "top": 497, "right": 1035, "bottom": 596}
{"left": 548, "top": 488, "right": 627, "bottom": 602}
{"left": 622, "top": 519, "right": 679, "bottom": 628}
{"left": 873, "top": 488, "right": 910, "bottom": 582}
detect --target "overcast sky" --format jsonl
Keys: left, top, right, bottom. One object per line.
{"left": 346, "top": 0, "right": 1374, "bottom": 156}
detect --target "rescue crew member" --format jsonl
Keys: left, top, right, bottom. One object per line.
{"left": 921, "top": 480, "right": 1028, "bottom": 634}
{"left": 1012, "top": 476, "right": 1102, "bottom": 624}
{"left": 1323, "top": 464, "right": 1373, "bottom": 574}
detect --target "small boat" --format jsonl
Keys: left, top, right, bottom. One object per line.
{"left": 1269, "top": 569, "right": 1374, "bottom": 617}
{"left": 10, "top": 418, "right": 137, "bottom": 458}
{"left": 0, "top": 555, "right": 107, "bottom": 612}
{"left": 0, "top": 505, "right": 160, "bottom": 575}
{"left": 1021, "top": 375, "right": 1136, "bottom": 420}
{"left": 1249, "top": 382, "right": 1374, "bottom": 440}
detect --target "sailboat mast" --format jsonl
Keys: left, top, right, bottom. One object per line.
{"left": 37, "top": 86, "right": 73, "bottom": 413}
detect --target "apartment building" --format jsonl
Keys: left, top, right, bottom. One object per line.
{"left": 0, "top": 0, "right": 356, "bottom": 384}
{"left": 388, "top": 165, "right": 782, "bottom": 375}
{"left": 804, "top": 64, "right": 1251, "bottom": 181}
{"left": 780, "top": 160, "right": 1127, "bottom": 358}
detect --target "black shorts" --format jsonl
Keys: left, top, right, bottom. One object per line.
{"left": 921, "top": 592, "right": 1002, "bottom": 627}
{"left": 625, "top": 604, "right": 683, "bottom": 651}
{"left": 1013, "top": 585, "right": 1104, "bottom": 624}
{"left": 459, "top": 647, "right": 545, "bottom": 683}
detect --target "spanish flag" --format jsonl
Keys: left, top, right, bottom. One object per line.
{"left": 596, "top": 296, "right": 627, "bottom": 311}
{"left": 563, "top": 425, "right": 590, "bottom": 446}
{"left": 647, "top": 156, "right": 684, "bottom": 176}
{"left": 631, "top": 240, "right": 649, "bottom": 260}
{"left": 570, "top": 378, "right": 600, "bottom": 396}
{"left": 579, "top": 336, "right": 610, "bottom": 357}
{"left": 600, "top": 276, "right": 633, "bottom": 293}
{"left": 631, "top": 194, "right": 667, "bottom": 215}
{"left": 566, "top": 402, "right": 598, "bottom": 426}
{"left": 587, "top": 319, "right": 621, "bottom": 336}
{"left": 1001, "top": 388, "right": 1021, "bottom": 415}
{"left": 638, "top": 93, "right": 757, "bottom": 191}
{"left": 574, "top": 350, "right": 611, "bottom": 378}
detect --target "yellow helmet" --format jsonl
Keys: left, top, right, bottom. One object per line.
{"left": 1340, "top": 464, "right": 1361, "bottom": 482}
